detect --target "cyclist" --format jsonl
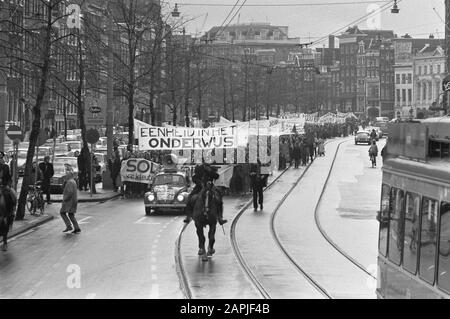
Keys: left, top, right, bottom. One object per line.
{"left": 368, "top": 140, "right": 379, "bottom": 168}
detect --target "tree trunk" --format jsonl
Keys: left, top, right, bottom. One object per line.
{"left": 16, "top": 7, "right": 53, "bottom": 220}
{"left": 77, "top": 30, "right": 88, "bottom": 151}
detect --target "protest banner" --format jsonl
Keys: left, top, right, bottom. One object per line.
{"left": 138, "top": 124, "right": 237, "bottom": 151}
{"left": 120, "top": 158, "right": 160, "bottom": 184}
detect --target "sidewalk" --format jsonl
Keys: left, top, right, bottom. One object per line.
{"left": 50, "top": 185, "right": 121, "bottom": 203}
{"left": 2, "top": 204, "right": 59, "bottom": 244}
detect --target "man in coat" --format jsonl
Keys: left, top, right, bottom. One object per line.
{"left": 60, "top": 165, "right": 80, "bottom": 234}
{"left": 39, "top": 156, "right": 54, "bottom": 204}
{"left": 249, "top": 162, "right": 265, "bottom": 211}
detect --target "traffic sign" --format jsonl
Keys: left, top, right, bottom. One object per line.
{"left": 86, "top": 128, "right": 100, "bottom": 144}
{"left": 6, "top": 125, "right": 23, "bottom": 141}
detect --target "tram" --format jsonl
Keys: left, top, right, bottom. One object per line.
{"left": 377, "top": 117, "right": 450, "bottom": 299}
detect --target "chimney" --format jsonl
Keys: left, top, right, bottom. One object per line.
{"left": 329, "top": 35, "right": 335, "bottom": 49}
{"left": 429, "top": 34, "right": 435, "bottom": 39}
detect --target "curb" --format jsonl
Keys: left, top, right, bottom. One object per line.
{"left": 50, "top": 193, "right": 121, "bottom": 203}
{"left": 3, "top": 214, "right": 54, "bottom": 242}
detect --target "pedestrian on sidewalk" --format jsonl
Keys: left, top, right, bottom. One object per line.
{"left": 38, "top": 156, "right": 54, "bottom": 204}
{"left": 293, "top": 142, "right": 301, "bottom": 169}
{"left": 60, "top": 164, "right": 81, "bottom": 234}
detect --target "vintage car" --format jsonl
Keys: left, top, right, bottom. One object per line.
{"left": 53, "top": 143, "right": 74, "bottom": 157}
{"left": 355, "top": 131, "right": 371, "bottom": 145}
{"left": 143, "top": 168, "right": 191, "bottom": 215}
{"left": 53, "top": 157, "right": 79, "bottom": 176}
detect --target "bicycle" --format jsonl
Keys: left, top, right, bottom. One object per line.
{"left": 26, "top": 182, "right": 45, "bottom": 215}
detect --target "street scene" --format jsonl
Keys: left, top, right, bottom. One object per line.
{"left": 0, "top": 0, "right": 450, "bottom": 302}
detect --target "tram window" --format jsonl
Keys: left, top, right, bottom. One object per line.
{"left": 378, "top": 184, "right": 390, "bottom": 257}
{"left": 428, "top": 140, "right": 450, "bottom": 159}
{"left": 402, "top": 193, "right": 420, "bottom": 274}
{"left": 388, "top": 188, "right": 405, "bottom": 266}
{"left": 437, "top": 202, "right": 450, "bottom": 293}
{"left": 419, "top": 198, "right": 439, "bottom": 285}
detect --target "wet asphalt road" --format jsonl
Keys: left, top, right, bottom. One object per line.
{"left": 0, "top": 198, "right": 184, "bottom": 299}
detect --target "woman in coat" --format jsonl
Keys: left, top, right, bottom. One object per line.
{"left": 60, "top": 165, "right": 80, "bottom": 234}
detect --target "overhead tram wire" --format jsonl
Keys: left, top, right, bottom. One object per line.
{"left": 310, "top": 0, "right": 404, "bottom": 46}
{"left": 175, "top": 1, "right": 390, "bottom": 7}
{"left": 310, "top": 0, "right": 397, "bottom": 46}
{"left": 214, "top": 0, "right": 242, "bottom": 39}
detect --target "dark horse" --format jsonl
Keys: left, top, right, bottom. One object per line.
{"left": 0, "top": 185, "right": 17, "bottom": 251}
{"left": 185, "top": 164, "right": 226, "bottom": 262}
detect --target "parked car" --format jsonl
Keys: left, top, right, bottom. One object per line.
{"left": 53, "top": 157, "right": 79, "bottom": 176}
{"left": 63, "top": 141, "right": 82, "bottom": 154}
{"left": 15, "top": 147, "right": 52, "bottom": 176}
{"left": 355, "top": 131, "right": 371, "bottom": 145}
{"left": 53, "top": 143, "right": 74, "bottom": 157}
{"left": 50, "top": 163, "right": 78, "bottom": 194}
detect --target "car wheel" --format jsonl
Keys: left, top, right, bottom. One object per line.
{"left": 145, "top": 207, "right": 152, "bottom": 215}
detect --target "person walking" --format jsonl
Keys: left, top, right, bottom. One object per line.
{"left": 60, "top": 165, "right": 80, "bottom": 234}
{"left": 38, "top": 156, "right": 54, "bottom": 204}
{"left": 369, "top": 140, "right": 379, "bottom": 168}
{"left": 249, "top": 163, "right": 265, "bottom": 211}
{"left": 77, "top": 148, "right": 87, "bottom": 191}
{"left": 293, "top": 142, "right": 301, "bottom": 169}
{"left": 109, "top": 147, "right": 121, "bottom": 192}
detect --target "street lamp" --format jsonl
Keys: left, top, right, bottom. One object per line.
{"left": 171, "top": 4, "right": 180, "bottom": 17}
{"left": 391, "top": 0, "right": 400, "bottom": 14}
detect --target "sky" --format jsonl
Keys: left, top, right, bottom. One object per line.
{"left": 161, "top": 0, "right": 446, "bottom": 47}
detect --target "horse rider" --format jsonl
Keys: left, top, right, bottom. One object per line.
{"left": 183, "top": 163, "right": 227, "bottom": 225}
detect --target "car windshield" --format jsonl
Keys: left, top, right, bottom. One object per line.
{"left": 37, "top": 149, "right": 49, "bottom": 156}
{"left": 67, "top": 142, "right": 81, "bottom": 149}
{"left": 357, "top": 132, "right": 368, "bottom": 137}
{"left": 55, "top": 144, "right": 69, "bottom": 151}
{"left": 153, "top": 174, "right": 186, "bottom": 187}
{"left": 53, "top": 163, "right": 67, "bottom": 175}
{"left": 54, "top": 158, "right": 78, "bottom": 170}
{"left": 17, "top": 150, "right": 28, "bottom": 158}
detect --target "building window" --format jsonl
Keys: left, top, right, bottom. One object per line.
{"left": 438, "top": 202, "right": 450, "bottom": 293}
{"left": 396, "top": 74, "right": 400, "bottom": 84}
{"left": 419, "top": 197, "right": 439, "bottom": 284}
{"left": 402, "top": 89, "right": 406, "bottom": 103}
{"left": 407, "top": 73, "right": 412, "bottom": 84}
{"left": 430, "top": 65, "right": 433, "bottom": 74}
{"left": 402, "top": 74, "right": 406, "bottom": 84}
{"left": 418, "top": 66, "right": 422, "bottom": 75}
{"left": 424, "top": 66, "right": 428, "bottom": 74}
{"left": 408, "top": 89, "right": 412, "bottom": 104}
{"left": 423, "top": 83, "right": 427, "bottom": 101}
{"left": 396, "top": 89, "right": 401, "bottom": 103}
{"left": 438, "top": 64, "right": 441, "bottom": 74}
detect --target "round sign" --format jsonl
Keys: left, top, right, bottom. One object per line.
{"left": 6, "top": 125, "right": 23, "bottom": 141}
{"left": 86, "top": 128, "right": 100, "bottom": 144}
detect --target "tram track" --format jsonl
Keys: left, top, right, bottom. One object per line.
{"left": 176, "top": 138, "right": 375, "bottom": 299}
{"left": 230, "top": 140, "right": 332, "bottom": 299}
{"left": 234, "top": 138, "right": 375, "bottom": 299}
{"left": 175, "top": 157, "right": 292, "bottom": 299}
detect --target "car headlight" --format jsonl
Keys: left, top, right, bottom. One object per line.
{"left": 177, "top": 194, "right": 184, "bottom": 202}
{"left": 148, "top": 194, "right": 155, "bottom": 202}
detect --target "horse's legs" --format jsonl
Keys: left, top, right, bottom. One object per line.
{"left": 207, "top": 223, "right": 217, "bottom": 255}
{"left": 195, "top": 223, "right": 206, "bottom": 254}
